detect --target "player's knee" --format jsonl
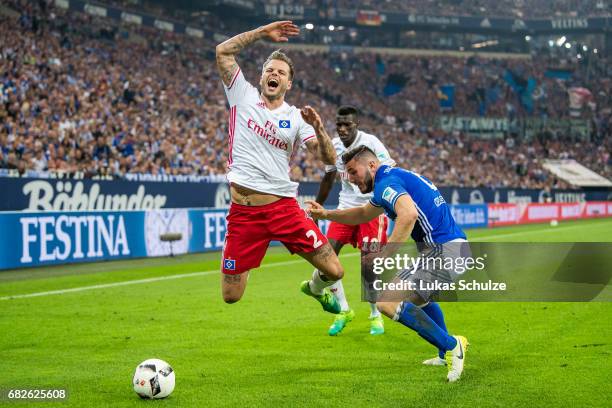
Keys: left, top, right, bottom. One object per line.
{"left": 318, "top": 261, "right": 344, "bottom": 281}
{"left": 221, "top": 286, "right": 244, "bottom": 304}
{"left": 328, "top": 264, "right": 344, "bottom": 281}
{"left": 222, "top": 292, "right": 242, "bottom": 304}
{"left": 376, "top": 302, "right": 396, "bottom": 319}
{"left": 334, "top": 265, "right": 345, "bottom": 280}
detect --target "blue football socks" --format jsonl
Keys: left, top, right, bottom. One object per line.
{"left": 395, "top": 301, "right": 457, "bottom": 352}
{"left": 421, "top": 302, "right": 449, "bottom": 358}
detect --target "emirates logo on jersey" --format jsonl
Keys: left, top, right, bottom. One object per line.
{"left": 247, "top": 118, "right": 289, "bottom": 151}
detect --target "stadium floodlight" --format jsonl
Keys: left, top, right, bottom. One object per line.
{"left": 305, "top": 23, "right": 314, "bottom": 30}
{"left": 565, "top": 42, "right": 571, "bottom": 49}
{"left": 328, "top": 24, "right": 335, "bottom": 31}
{"left": 525, "top": 35, "right": 531, "bottom": 41}
{"left": 556, "top": 36, "right": 566, "bottom": 46}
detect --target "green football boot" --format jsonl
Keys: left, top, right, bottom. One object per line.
{"left": 369, "top": 315, "right": 385, "bottom": 335}
{"left": 300, "top": 281, "right": 341, "bottom": 314}
{"left": 328, "top": 310, "right": 355, "bottom": 336}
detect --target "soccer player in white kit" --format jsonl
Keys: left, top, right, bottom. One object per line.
{"left": 313, "top": 106, "right": 395, "bottom": 335}
{"left": 216, "top": 21, "right": 345, "bottom": 314}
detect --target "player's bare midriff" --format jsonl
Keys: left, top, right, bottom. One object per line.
{"left": 230, "top": 183, "right": 283, "bottom": 206}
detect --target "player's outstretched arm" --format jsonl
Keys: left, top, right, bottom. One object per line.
{"left": 387, "top": 195, "right": 418, "bottom": 243}
{"left": 301, "top": 106, "right": 336, "bottom": 165}
{"left": 216, "top": 21, "right": 299, "bottom": 86}
{"left": 307, "top": 201, "right": 383, "bottom": 225}
{"left": 315, "top": 170, "right": 337, "bottom": 205}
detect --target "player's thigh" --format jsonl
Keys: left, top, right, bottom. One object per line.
{"left": 297, "top": 242, "right": 344, "bottom": 280}
{"left": 396, "top": 267, "right": 441, "bottom": 306}
{"left": 221, "top": 271, "right": 249, "bottom": 303}
{"left": 270, "top": 199, "right": 344, "bottom": 279}
{"left": 222, "top": 212, "right": 270, "bottom": 275}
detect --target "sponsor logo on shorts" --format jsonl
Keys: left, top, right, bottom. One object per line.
{"left": 223, "top": 258, "right": 236, "bottom": 270}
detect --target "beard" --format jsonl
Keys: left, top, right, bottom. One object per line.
{"left": 261, "top": 81, "right": 286, "bottom": 101}
{"left": 360, "top": 170, "right": 374, "bottom": 193}
{"left": 264, "top": 90, "right": 282, "bottom": 100}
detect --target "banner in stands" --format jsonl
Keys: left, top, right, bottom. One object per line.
{"left": 439, "top": 116, "right": 510, "bottom": 138}
{"left": 0, "top": 177, "right": 610, "bottom": 211}
{"left": 0, "top": 208, "right": 331, "bottom": 270}
{"left": 443, "top": 187, "right": 611, "bottom": 205}
{"left": 0, "top": 208, "right": 227, "bottom": 269}
{"left": 521, "top": 118, "right": 591, "bottom": 139}
{"left": 488, "top": 202, "right": 612, "bottom": 227}
{"left": 450, "top": 204, "right": 488, "bottom": 229}
{"left": 0, "top": 204, "right": 488, "bottom": 270}
{"left": 55, "top": 0, "right": 610, "bottom": 41}
{"left": 0, "top": 177, "right": 340, "bottom": 211}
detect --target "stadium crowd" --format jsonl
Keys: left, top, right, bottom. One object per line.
{"left": 298, "top": 0, "right": 609, "bottom": 18}
{"left": 0, "top": 0, "right": 610, "bottom": 189}
{"left": 112, "top": 0, "right": 610, "bottom": 19}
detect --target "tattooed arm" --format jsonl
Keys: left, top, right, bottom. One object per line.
{"left": 301, "top": 106, "right": 337, "bottom": 165}
{"left": 216, "top": 21, "right": 299, "bottom": 86}
{"left": 306, "top": 200, "right": 384, "bottom": 225}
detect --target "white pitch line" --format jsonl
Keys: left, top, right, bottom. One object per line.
{"left": 0, "top": 270, "right": 218, "bottom": 300}
{"left": 0, "top": 253, "right": 360, "bottom": 301}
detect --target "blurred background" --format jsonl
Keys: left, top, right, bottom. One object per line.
{"left": 0, "top": 0, "right": 610, "bottom": 267}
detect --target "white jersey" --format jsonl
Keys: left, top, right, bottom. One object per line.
{"left": 223, "top": 68, "right": 316, "bottom": 197}
{"left": 326, "top": 130, "right": 395, "bottom": 209}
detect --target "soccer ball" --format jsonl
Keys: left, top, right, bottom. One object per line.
{"left": 132, "top": 358, "right": 175, "bottom": 399}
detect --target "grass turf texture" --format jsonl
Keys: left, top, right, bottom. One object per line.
{"left": 0, "top": 218, "right": 610, "bottom": 407}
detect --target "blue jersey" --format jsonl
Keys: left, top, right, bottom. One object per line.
{"left": 369, "top": 165, "right": 466, "bottom": 244}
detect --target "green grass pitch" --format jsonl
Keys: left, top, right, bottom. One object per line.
{"left": 0, "top": 218, "right": 611, "bottom": 407}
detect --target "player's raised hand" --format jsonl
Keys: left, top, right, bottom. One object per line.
{"left": 260, "top": 21, "right": 300, "bottom": 42}
{"left": 300, "top": 106, "right": 323, "bottom": 129}
{"left": 305, "top": 200, "right": 327, "bottom": 220}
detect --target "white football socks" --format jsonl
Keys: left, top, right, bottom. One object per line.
{"left": 308, "top": 269, "right": 335, "bottom": 296}
{"left": 311, "top": 272, "right": 380, "bottom": 316}
{"left": 329, "top": 279, "right": 350, "bottom": 312}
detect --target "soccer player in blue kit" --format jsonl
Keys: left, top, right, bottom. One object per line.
{"left": 308, "top": 145, "right": 470, "bottom": 382}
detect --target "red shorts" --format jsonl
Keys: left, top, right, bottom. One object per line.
{"left": 326, "top": 214, "right": 388, "bottom": 249}
{"left": 221, "top": 197, "right": 328, "bottom": 274}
